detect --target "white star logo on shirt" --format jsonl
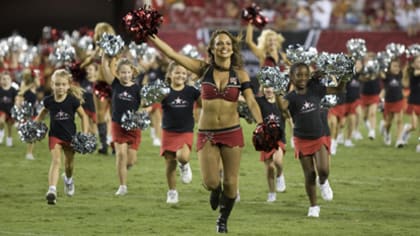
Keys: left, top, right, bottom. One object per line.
{"left": 175, "top": 97, "right": 182, "bottom": 104}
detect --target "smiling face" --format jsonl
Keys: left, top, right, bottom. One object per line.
{"left": 117, "top": 64, "right": 134, "bottom": 85}
{"left": 263, "top": 86, "right": 275, "bottom": 100}
{"left": 211, "top": 33, "right": 233, "bottom": 60}
{"left": 389, "top": 60, "right": 401, "bottom": 75}
{"left": 291, "top": 64, "right": 310, "bottom": 90}
{"left": 51, "top": 74, "right": 70, "bottom": 98}
{"left": 0, "top": 73, "right": 11, "bottom": 88}
{"left": 169, "top": 65, "right": 187, "bottom": 88}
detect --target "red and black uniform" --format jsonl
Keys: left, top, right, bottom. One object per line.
{"left": 406, "top": 72, "right": 420, "bottom": 115}
{"left": 360, "top": 76, "right": 381, "bottom": 106}
{"left": 79, "top": 79, "right": 96, "bottom": 123}
{"left": 284, "top": 80, "right": 330, "bottom": 158}
{"left": 383, "top": 72, "right": 404, "bottom": 116}
{"left": 110, "top": 79, "right": 142, "bottom": 150}
{"left": 0, "top": 86, "right": 18, "bottom": 122}
{"left": 256, "top": 95, "right": 286, "bottom": 161}
{"left": 160, "top": 85, "right": 200, "bottom": 156}
{"left": 43, "top": 94, "right": 80, "bottom": 150}
{"left": 344, "top": 76, "right": 361, "bottom": 115}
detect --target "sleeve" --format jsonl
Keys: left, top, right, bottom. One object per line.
{"left": 43, "top": 96, "right": 50, "bottom": 109}
{"left": 72, "top": 96, "right": 81, "bottom": 109}
{"left": 193, "top": 86, "right": 201, "bottom": 101}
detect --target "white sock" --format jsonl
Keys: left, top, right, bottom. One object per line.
{"left": 49, "top": 186, "right": 57, "bottom": 192}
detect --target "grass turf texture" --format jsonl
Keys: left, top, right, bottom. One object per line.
{"left": 0, "top": 118, "right": 419, "bottom": 235}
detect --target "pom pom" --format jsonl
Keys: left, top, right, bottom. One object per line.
{"left": 362, "top": 59, "right": 380, "bottom": 76}
{"left": 406, "top": 44, "right": 420, "bottom": 59}
{"left": 11, "top": 102, "right": 34, "bottom": 123}
{"left": 121, "top": 110, "right": 151, "bottom": 131}
{"left": 180, "top": 44, "right": 202, "bottom": 59}
{"left": 252, "top": 121, "right": 282, "bottom": 152}
{"left": 71, "top": 132, "right": 97, "bottom": 154}
{"left": 0, "top": 40, "right": 9, "bottom": 57}
{"left": 97, "top": 33, "right": 125, "bottom": 57}
{"left": 68, "top": 61, "right": 86, "bottom": 83}
{"left": 141, "top": 80, "right": 170, "bottom": 106}
{"left": 256, "top": 66, "right": 290, "bottom": 95}
{"left": 320, "top": 94, "right": 337, "bottom": 108}
{"left": 346, "top": 38, "right": 367, "bottom": 60}
{"left": 237, "top": 101, "right": 256, "bottom": 124}
{"left": 128, "top": 41, "right": 148, "bottom": 58}
{"left": 241, "top": 3, "right": 268, "bottom": 29}
{"left": 122, "top": 6, "right": 163, "bottom": 43}
{"left": 94, "top": 81, "right": 112, "bottom": 101}
{"left": 376, "top": 51, "right": 392, "bottom": 72}
{"left": 17, "top": 120, "right": 48, "bottom": 143}
{"left": 385, "top": 43, "right": 405, "bottom": 58}
{"left": 49, "top": 39, "right": 76, "bottom": 66}
{"left": 286, "top": 44, "right": 318, "bottom": 65}
{"left": 316, "top": 52, "right": 354, "bottom": 83}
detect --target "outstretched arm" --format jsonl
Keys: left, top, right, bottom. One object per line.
{"left": 147, "top": 35, "right": 206, "bottom": 76}
{"left": 101, "top": 56, "right": 114, "bottom": 85}
{"left": 245, "top": 23, "right": 263, "bottom": 61}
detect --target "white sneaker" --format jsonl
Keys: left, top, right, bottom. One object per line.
{"left": 307, "top": 205, "right": 320, "bottom": 217}
{"left": 330, "top": 139, "right": 337, "bottom": 155}
{"left": 166, "top": 190, "right": 179, "bottom": 204}
{"left": 25, "top": 153, "right": 35, "bottom": 160}
{"left": 368, "top": 129, "right": 375, "bottom": 140}
{"left": 0, "top": 129, "right": 4, "bottom": 144}
{"left": 6, "top": 137, "right": 12, "bottom": 147}
{"left": 336, "top": 132, "right": 344, "bottom": 144}
{"left": 352, "top": 130, "right": 363, "bottom": 140}
{"left": 62, "top": 174, "right": 75, "bottom": 197}
{"left": 290, "top": 137, "right": 295, "bottom": 148}
{"left": 416, "top": 144, "right": 420, "bottom": 153}
{"left": 115, "top": 185, "right": 128, "bottom": 196}
{"left": 153, "top": 138, "right": 161, "bottom": 146}
{"left": 319, "top": 179, "right": 333, "bottom": 201}
{"left": 383, "top": 131, "right": 391, "bottom": 146}
{"left": 379, "top": 120, "right": 385, "bottom": 136}
{"left": 344, "top": 139, "right": 355, "bottom": 147}
{"left": 395, "top": 139, "right": 405, "bottom": 148}
{"left": 106, "top": 135, "right": 112, "bottom": 145}
{"left": 365, "top": 120, "right": 371, "bottom": 130}
{"left": 276, "top": 174, "right": 286, "bottom": 192}
{"left": 179, "top": 163, "right": 192, "bottom": 184}
{"left": 267, "top": 192, "right": 276, "bottom": 202}
{"left": 401, "top": 124, "right": 411, "bottom": 144}
{"left": 46, "top": 189, "right": 57, "bottom": 205}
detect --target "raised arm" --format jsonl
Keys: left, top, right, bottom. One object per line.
{"left": 101, "top": 56, "right": 115, "bottom": 85}
{"left": 147, "top": 35, "right": 206, "bottom": 76}
{"left": 245, "top": 23, "right": 263, "bottom": 61}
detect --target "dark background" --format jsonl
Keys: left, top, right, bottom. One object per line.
{"left": 0, "top": 0, "right": 135, "bottom": 44}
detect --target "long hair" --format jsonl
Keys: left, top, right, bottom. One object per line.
{"left": 116, "top": 58, "right": 138, "bottom": 78}
{"left": 51, "top": 69, "right": 85, "bottom": 104}
{"left": 207, "top": 30, "right": 244, "bottom": 68}
{"left": 256, "top": 29, "right": 285, "bottom": 52}
{"left": 18, "top": 68, "right": 36, "bottom": 96}
{"left": 93, "top": 22, "right": 116, "bottom": 43}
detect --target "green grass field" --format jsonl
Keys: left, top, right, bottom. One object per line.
{"left": 1, "top": 118, "right": 420, "bottom": 236}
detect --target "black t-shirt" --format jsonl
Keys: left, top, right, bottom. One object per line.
{"left": 162, "top": 85, "right": 200, "bottom": 132}
{"left": 256, "top": 96, "right": 286, "bottom": 143}
{"left": 23, "top": 90, "right": 37, "bottom": 116}
{"left": 284, "top": 81, "right": 326, "bottom": 139}
{"left": 43, "top": 94, "right": 80, "bottom": 142}
{"left": 361, "top": 77, "right": 381, "bottom": 95}
{"left": 111, "top": 79, "right": 141, "bottom": 124}
{"left": 79, "top": 79, "right": 95, "bottom": 112}
{"left": 0, "top": 86, "right": 18, "bottom": 114}
{"left": 408, "top": 73, "right": 420, "bottom": 104}
{"left": 383, "top": 73, "right": 403, "bottom": 102}
{"left": 345, "top": 76, "right": 361, "bottom": 103}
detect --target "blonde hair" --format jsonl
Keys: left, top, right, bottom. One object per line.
{"left": 165, "top": 61, "right": 186, "bottom": 84}
{"left": 116, "top": 58, "right": 138, "bottom": 76}
{"left": 94, "top": 22, "right": 116, "bottom": 43}
{"left": 51, "top": 69, "right": 85, "bottom": 104}
{"left": 18, "top": 69, "right": 36, "bottom": 96}
{"left": 257, "top": 29, "right": 285, "bottom": 51}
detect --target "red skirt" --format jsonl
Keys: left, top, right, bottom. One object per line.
{"left": 196, "top": 126, "right": 244, "bottom": 151}
{"left": 84, "top": 109, "right": 97, "bottom": 123}
{"left": 406, "top": 104, "right": 420, "bottom": 116}
{"left": 160, "top": 129, "right": 193, "bottom": 156}
{"left": 293, "top": 136, "right": 330, "bottom": 159}
{"left": 49, "top": 136, "right": 72, "bottom": 150}
{"left": 111, "top": 122, "right": 141, "bottom": 150}
{"left": 0, "top": 111, "right": 14, "bottom": 123}
{"left": 259, "top": 141, "right": 286, "bottom": 161}
{"left": 384, "top": 99, "right": 404, "bottom": 117}
{"left": 344, "top": 99, "right": 360, "bottom": 115}
{"left": 328, "top": 104, "right": 346, "bottom": 118}
{"left": 360, "top": 94, "right": 380, "bottom": 106}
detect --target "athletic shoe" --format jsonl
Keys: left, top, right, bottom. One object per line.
{"left": 330, "top": 139, "right": 337, "bottom": 155}
{"left": 379, "top": 120, "right": 385, "bottom": 136}
{"left": 344, "top": 139, "right": 355, "bottom": 147}
{"left": 319, "top": 179, "right": 333, "bottom": 201}
{"left": 290, "top": 137, "right": 295, "bottom": 149}
{"left": 6, "top": 137, "right": 12, "bottom": 147}
{"left": 62, "top": 174, "right": 75, "bottom": 197}
{"left": 395, "top": 139, "right": 405, "bottom": 148}
{"left": 153, "top": 138, "right": 161, "bottom": 147}
{"left": 416, "top": 144, "right": 420, "bottom": 153}
{"left": 401, "top": 124, "right": 411, "bottom": 144}
{"left": 307, "top": 205, "right": 320, "bottom": 217}
{"left": 352, "top": 130, "right": 363, "bottom": 140}
{"left": 166, "top": 190, "right": 179, "bottom": 204}
{"left": 25, "top": 153, "right": 35, "bottom": 160}
{"left": 383, "top": 131, "right": 391, "bottom": 146}
{"left": 368, "top": 129, "right": 375, "bottom": 140}
{"left": 276, "top": 174, "right": 286, "bottom": 192}
{"left": 365, "top": 120, "right": 371, "bottom": 130}
{"left": 336, "top": 132, "right": 344, "bottom": 144}
{"left": 115, "top": 185, "right": 127, "bottom": 196}
{"left": 235, "top": 190, "right": 240, "bottom": 203}
{"left": 267, "top": 192, "right": 276, "bottom": 202}
{"left": 0, "top": 129, "right": 4, "bottom": 144}
{"left": 179, "top": 163, "right": 192, "bottom": 184}
{"left": 46, "top": 190, "right": 57, "bottom": 205}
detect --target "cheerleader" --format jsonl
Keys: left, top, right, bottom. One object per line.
{"left": 0, "top": 72, "right": 18, "bottom": 147}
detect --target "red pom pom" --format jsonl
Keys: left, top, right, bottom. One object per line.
{"left": 122, "top": 5, "right": 163, "bottom": 43}
{"left": 241, "top": 3, "right": 268, "bottom": 29}
{"left": 94, "top": 81, "right": 112, "bottom": 101}
{"left": 252, "top": 121, "right": 282, "bottom": 152}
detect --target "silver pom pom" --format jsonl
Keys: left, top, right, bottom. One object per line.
{"left": 77, "top": 35, "right": 94, "bottom": 51}
{"left": 97, "top": 33, "right": 125, "bottom": 57}
{"left": 50, "top": 39, "right": 76, "bottom": 65}
{"left": 121, "top": 110, "right": 151, "bottom": 131}
{"left": 320, "top": 94, "right": 337, "bottom": 108}
{"left": 142, "top": 47, "right": 158, "bottom": 63}
{"left": 316, "top": 52, "right": 354, "bottom": 83}
{"left": 128, "top": 41, "right": 148, "bottom": 58}
{"left": 71, "top": 132, "right": 97, "bottom": 154}
{"left": 376, "top": 51, "right": 393, "bottom": 72}
{"left": 141, "top": 80, "right": 170, "bottom": 106}
{"left": 11, "top": 101, "right": 34, "bottom": 123}
{"left": 0, "top": 40, "right": 9, "bottom": 57}
{"left": 362, "top": 59, "right": 380, "bottom": 75}
{"left": 286, "top": 44, "right": 318, "bottom": 65}
{"left": 8, "top": 34, "right": 28, "bottom": 52}
{"left": 17, "top": 120, "right": 48, "bottom": 143}
{"left": 346, "top": 38, "right": 367, "bottom": 59}
{"left": 180, "top": 44, "right": 201, "bottom": 59}
{"left": 385, "top": 43, "right": 405, "bottom": 58}
{"left": 237, "top": 101, "right": 256, "bottom": 124}
{"left": 405, "top": 44, "right": 420, "bottom": 59}
{"left": 256, "top": 66, "right": 289, "bottom": 95}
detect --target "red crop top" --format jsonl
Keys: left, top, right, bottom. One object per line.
{"left": 201, "top": 66, "right": 242, "bottom": 102}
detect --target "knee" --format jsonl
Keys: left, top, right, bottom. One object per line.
{"left": 304, "top": 170, "right": 317, "bottom": 182}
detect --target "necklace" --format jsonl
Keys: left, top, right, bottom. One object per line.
{"left": 213, "top": 63, "right": 230, "bottom": 72}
